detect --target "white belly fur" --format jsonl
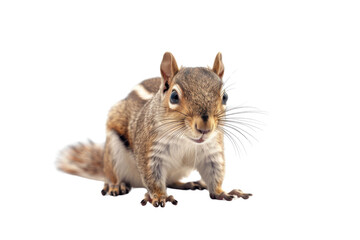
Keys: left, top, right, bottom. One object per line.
{"left": 108, "top": 130, "right": 215, "bottom": 188}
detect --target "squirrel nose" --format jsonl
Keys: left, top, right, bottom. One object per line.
{"left": 195, "top": 124, "right": 210, "bottom": 135}
{"left": 201, "top": 114, "right": 209, "bottom": 122}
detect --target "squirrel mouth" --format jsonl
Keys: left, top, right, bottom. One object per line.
{"left": 191, "top": 135, "right": 205, "bottom": 143}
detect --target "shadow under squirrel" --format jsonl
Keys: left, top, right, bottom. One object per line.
{"left": 57, "top": 52, "right": 252, "bottom": 207}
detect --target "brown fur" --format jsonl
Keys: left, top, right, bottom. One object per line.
{"left": 103, "top": 137, "right": 118, "bottom": 184}
{"left": 57, "top": 52, "right": 252, "bottom": 207}
{"left": 57, "top": 141, "right": 104, "bottom": 181}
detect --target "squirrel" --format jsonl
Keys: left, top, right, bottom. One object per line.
{"left": 57, "top": 52, "right": 252, "bottom": 207}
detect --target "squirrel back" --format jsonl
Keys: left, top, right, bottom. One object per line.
{"left": 57, "top": 77, "right": 161, "bottom": 180}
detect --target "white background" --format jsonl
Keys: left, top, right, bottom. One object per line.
{"left": 1, "top": 0, "right": 359, "bottom": 239}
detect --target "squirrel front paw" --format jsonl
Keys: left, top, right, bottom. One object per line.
{"left": 140, "top": 192, "right": 178, "bottom": 207}
{"left": 210, "top": 189, "right": 252, "bottom": 201}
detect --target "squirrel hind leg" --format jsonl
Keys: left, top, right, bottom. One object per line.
{"left": 101, "top": 182, "right": 132, "bottom": 196}
{"left": 167, "top": 180, "right": 207, "bottom": 191}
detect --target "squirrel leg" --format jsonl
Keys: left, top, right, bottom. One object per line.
{"left": 101, "top": 137, "right": 132, "bottom": 196}
{"left": 197, "top": 154, "right": 252, "bottom": 201}
{"left": 139, "top": 156, "right": 178, "bottom": 207}
{"left": 102, "top": 138, "right": 119, "bottom": 196}
{"left": 167, "top": 180, "right": 207, "bottom": 190}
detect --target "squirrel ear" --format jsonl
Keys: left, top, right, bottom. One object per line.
{"left": 160, "top": 52, "right": 179, "bottom": 92}
{"left": 212, "top": 52, "right": 224, "bottom": 79}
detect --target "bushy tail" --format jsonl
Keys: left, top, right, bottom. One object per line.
{"left": 57, "top": 140, "right": 105, "bottom": 181}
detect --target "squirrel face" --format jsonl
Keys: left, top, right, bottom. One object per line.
{"left": 160, "top": 52, "right": 226, "bottom": 144}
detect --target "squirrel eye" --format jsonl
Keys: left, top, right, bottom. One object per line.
{"left": 170, "top": 90, "right": 179, "bottom": 104}
{"left": 222, "top": 92, "right": 228, "bottom": 105}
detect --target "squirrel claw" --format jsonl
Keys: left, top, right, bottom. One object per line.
{"left": 166, "top": 195, "right": 178, "bottom": 205}
{"left": 101, "top": 183, "right": 109, "bottom": 196}
{"left": 140, "top": 200, "right": 147, "bottom": 206}
{"left": 140, "top": 193, "right": 152, "bottom": 206}
{"left": 101, "top": 189, "right": 107, "bottom": 196}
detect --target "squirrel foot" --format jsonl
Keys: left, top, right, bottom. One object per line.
{"left": 140, "top": 193, "right": 178, "bottom": 207}
{"left": 101, "top": 182, "right": 131, "bottom": 196}
{"left": 210, "top": 189, "right": 252, "bottom": 201}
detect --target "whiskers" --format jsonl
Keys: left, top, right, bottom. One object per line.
{"left": 152, "top": 104, "right": 265, "bottom": 157}
{"left": 215, "top": 105, "right": 265, "bottom": 156}
{"left": 151, "top": 108, "right": 189, "bottom": 144}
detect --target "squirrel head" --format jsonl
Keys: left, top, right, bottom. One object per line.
{"left": 159, "top": 52, "right": 227, "bottom": 144}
